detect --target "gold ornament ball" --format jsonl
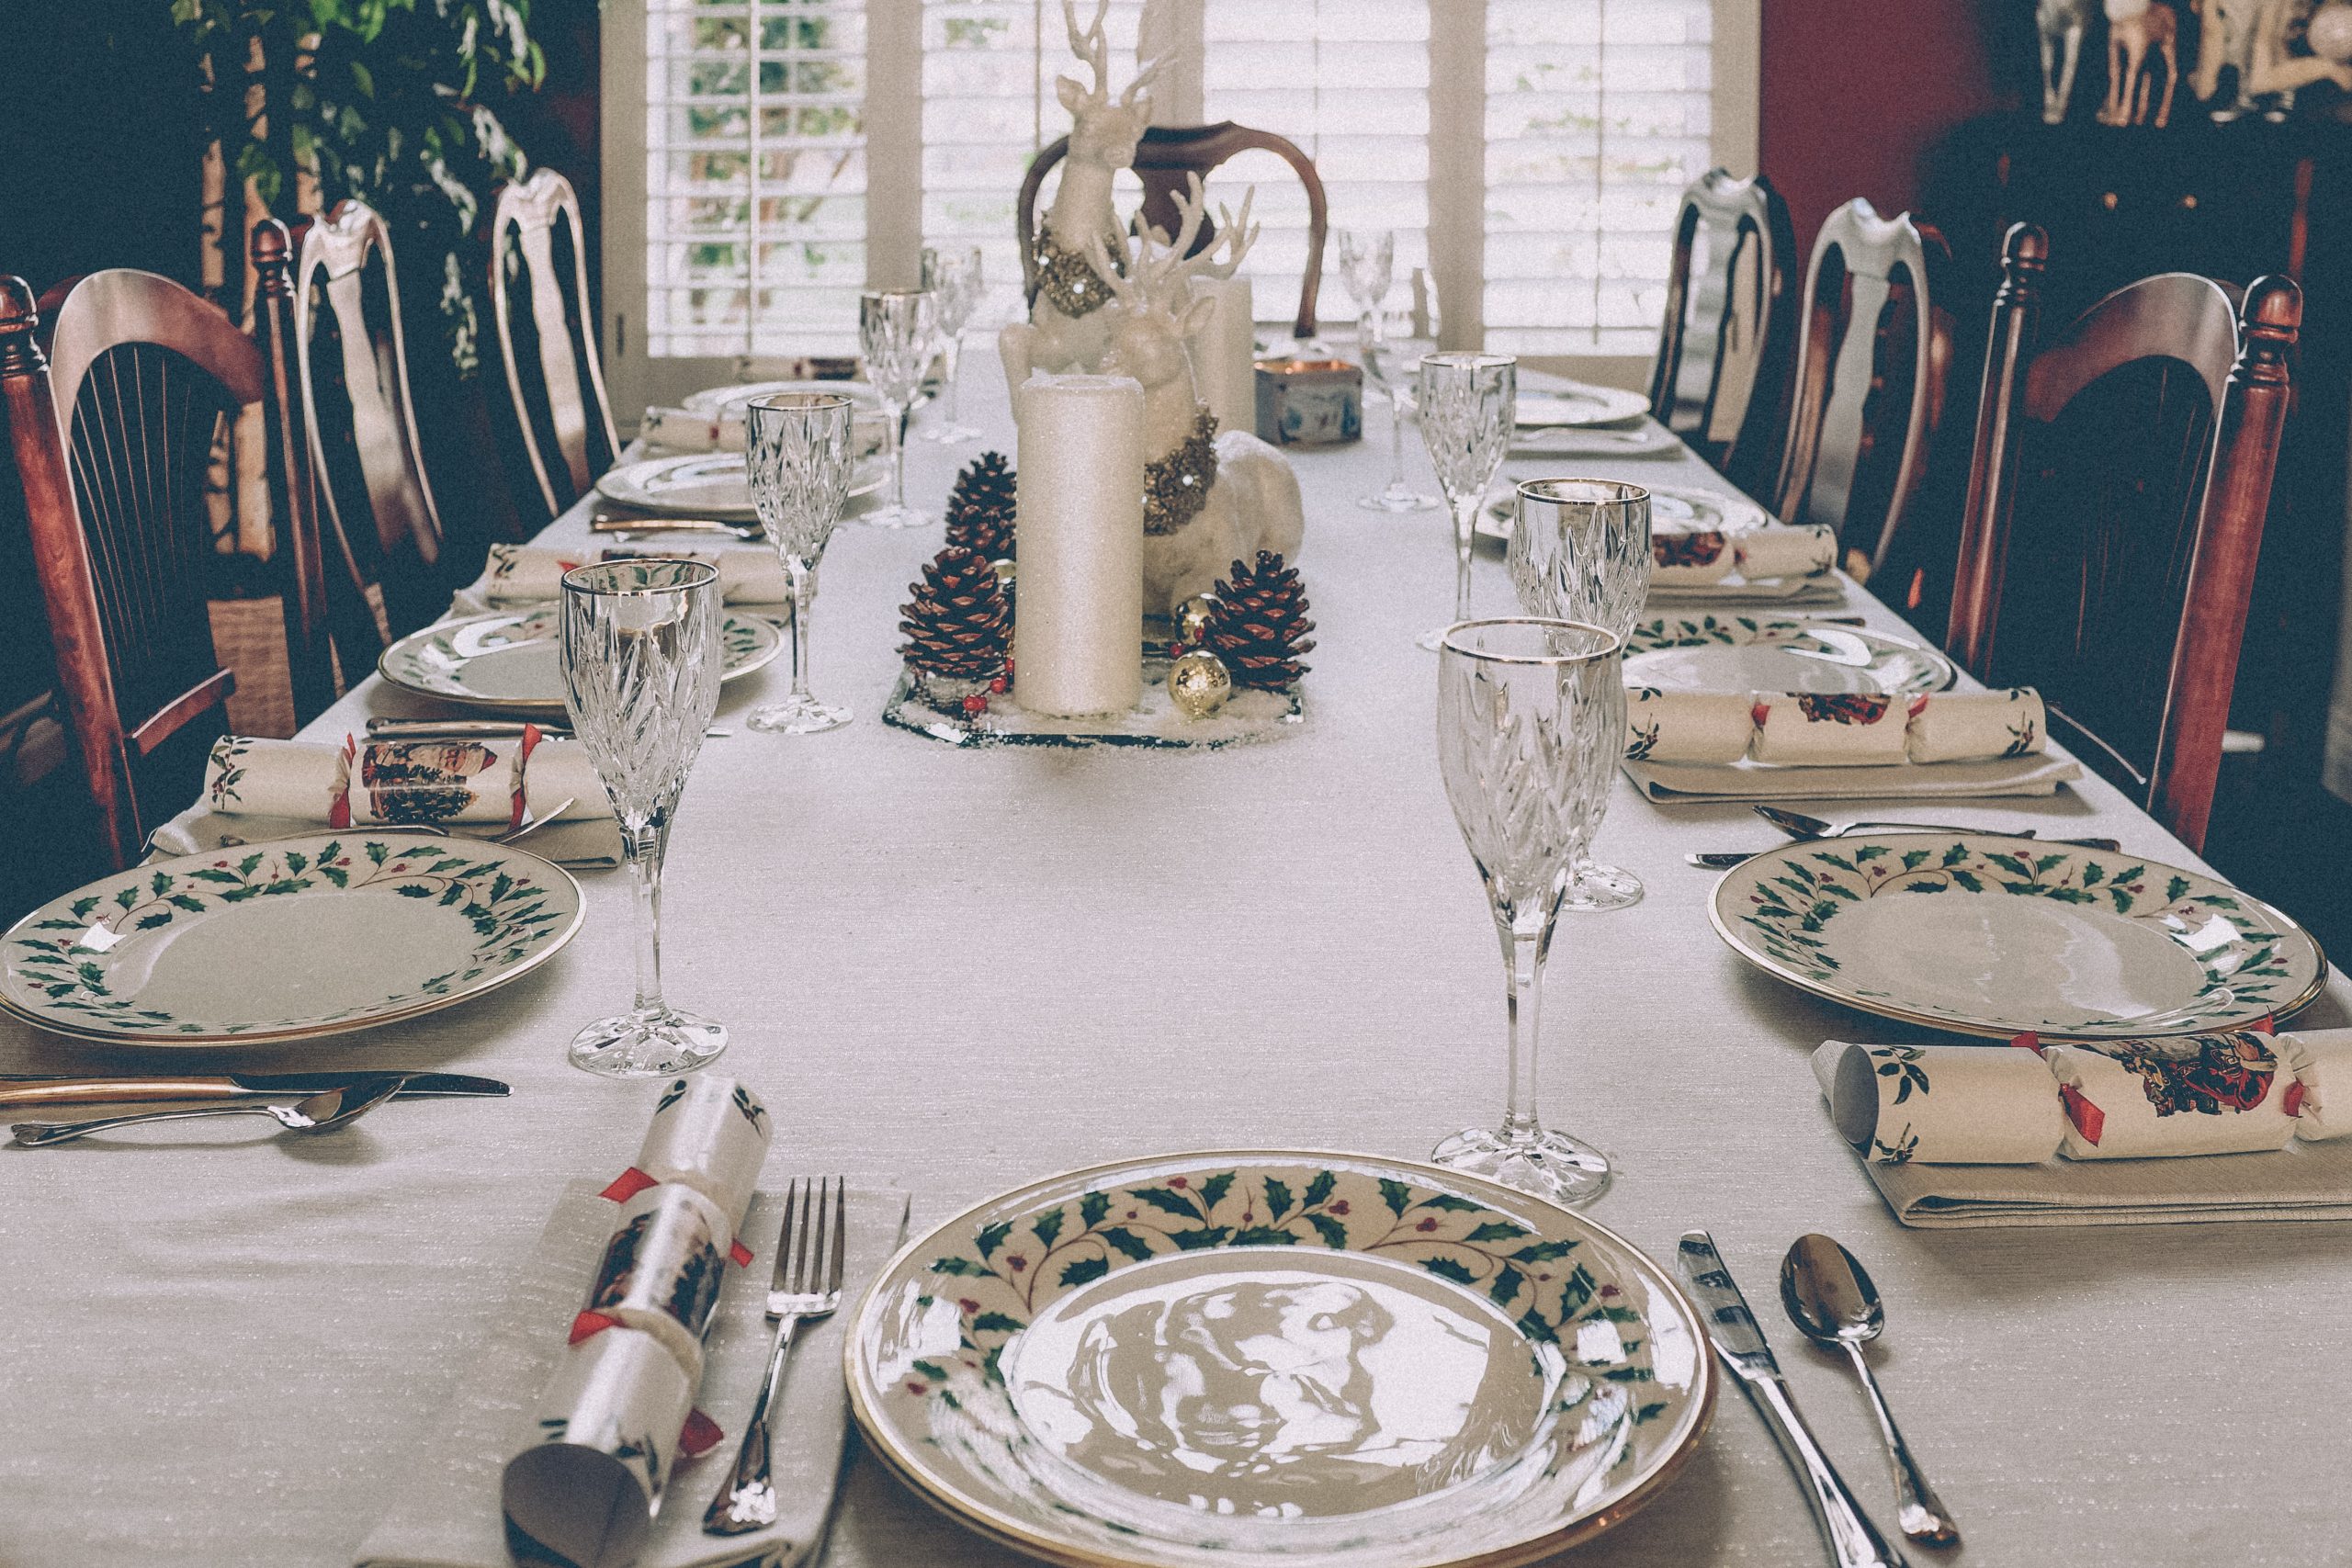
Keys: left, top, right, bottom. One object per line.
{"left": 1167, "top": 649, "right": 1232, "bottom": 718}
{"left": 1174, "top": 593, "right": 1217, "bottom": 646}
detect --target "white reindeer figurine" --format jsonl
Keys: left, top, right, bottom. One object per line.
{"left": 1083, "top": 176, "right": 1305, "bottom": 615}
{"left": 2098, "top": 0, "right": 2178, "bottom": 126}
{"left": 2038, "top": 0, "right": 2098, "bottom": 122}
{"left": 1000, "top": 0, "right": 1166, "bottom": 394}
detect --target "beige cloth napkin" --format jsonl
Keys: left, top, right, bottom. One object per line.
{"left": 481, "top": 545, "right": 791, "bottom": 607}
{"left": 1626, "top": 750, "right": 2081, "bottom": 803}
{"left": 355, "top": 1181, "right": 911, "bottom": 1568}
{"left": 1852, "top": 1141, "right": 2352, "bottom": 1228}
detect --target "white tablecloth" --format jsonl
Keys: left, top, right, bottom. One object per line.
{"left": 3, "top": 352, "right": 2346, "bottom": 1568}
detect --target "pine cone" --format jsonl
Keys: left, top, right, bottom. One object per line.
{"left": 1204, "top": 552, "right": 1316, "bottom": 691}
{"left": 944, "top": 451, "right": 1017, "bottom": 562}
{"left": 899, "top": 545, "right": 1012, "bottom": 682}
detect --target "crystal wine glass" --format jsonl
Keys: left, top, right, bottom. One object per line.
{"left": 1507, "top": 479, "right": 1652, "bottom": 912}
{"left": 1433, "top": 616, "right": 1625, "bottom": 1205}
{"left": 744, "top": 391, "right": 857, "bottom": 734}
{"left": 1336, "top": 228, "right": 1394, "bottom": 324}
{"left": 1356, "top": 311, "right": 1439, "bottom": 513}
{"left": 1416, "top": 352, "right": 1517, "bottom": 649}
{"left": 920, "top": 247, "right": 983, "bottom": 445}
{"left": 858, "top": 288, "right": 938, "bottom": 528}
{"left": 560, "top": 558, "right": 728, "bottom": 1077}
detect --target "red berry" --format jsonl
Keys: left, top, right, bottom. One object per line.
{"left": 962, "top": 694, "right": 989, "bottom": 716}
{"left": 989, "top": 676, "right": 1008, "bottom": 694}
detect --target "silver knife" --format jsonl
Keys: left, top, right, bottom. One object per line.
{"left": 367, "top": 718, "right": 571, "bottom": 740}
{"left": 0, "top": 1071, "right": 509, "bottom": 1110}
{"left": 1677, "top": 1232, "right": 1909, "bottom": 1568}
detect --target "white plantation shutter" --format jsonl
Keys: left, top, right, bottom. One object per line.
{"left": 639, "top": 0, "right": 869, "bottom": 358}
{"left": 1484, "top": 0, "right": 1717, "bottom": 356}
{"left": 605, "top": 0, "right": 1746, "bottom": 404}
{"left": 1201, "top": 0, "right": 1430, "bottom": 327}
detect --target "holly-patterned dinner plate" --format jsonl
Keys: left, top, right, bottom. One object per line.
{"left": 1477, "top": 481, "right": 1766, "bottom": 543}
{"left": 846, "top": 1151, "right": 1713, "bottom": 1568}
{"left": 594, "top": 450, "right": 888, "bottom": 521}
{"left": 0, "top": 833, "right": 582, "bottom": 1044}
{"left": 1711, "top": 833, "right": 2327, "bottom": 1041}
{"left": 378, "top": 604, "right": 782, "bottom": 714}
{"left": 1623, "top": 615, "right": 1956, "bottom": 697}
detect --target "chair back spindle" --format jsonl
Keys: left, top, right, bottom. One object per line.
{"left": 1649, "top": 169, "right": 1798, "bottom": 497}
{"left": 489, "top": 168, "right": 617, "bottom": 523}
{"left": 1773, "top": 198, "right": 1954, "bottom": 581}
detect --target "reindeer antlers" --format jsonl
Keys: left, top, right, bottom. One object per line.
{"left": 1083, "top": 174, "right": 1261, "bottom": 319}
{"left": 1060, "top": 0, "right": 1167, "bottom": 110}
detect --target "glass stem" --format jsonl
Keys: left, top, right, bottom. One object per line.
{"left": 1387, "top": 396, "right": 1408, "bottom": 490}
{"left": 889, "top": 400, "right": 910, "bottom": 507}
{"left": 1453, "top": 498, "right": 1478, "bottom": 622}
{"left": 787, "top": 559, "right": 815, "bottom": 701}
{"left": 626, "top": 817, "right": 670, "bottom": 1018}
{"left": 1494, "top": 898, "right": 1555, "bottom": 1144}
{"left": 944, "top": 333, "right": 964, "bottom": 424}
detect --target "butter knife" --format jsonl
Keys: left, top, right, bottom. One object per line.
{"left": 0, "top": 1071, "right": 508, "bottom": 1110}
{"left": 1677, "top": 1231, "right": 1909, "bottom": 1568}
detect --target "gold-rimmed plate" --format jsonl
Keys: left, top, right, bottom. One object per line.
{"left": 0, "top": 833, "right": 582, "bottom": 1045}
{"left": 1711, "top": 833, "right": 2327, "bottom": 1040}
{"left": 847, "top": 1150, "right": 1713, "bottom": 1568}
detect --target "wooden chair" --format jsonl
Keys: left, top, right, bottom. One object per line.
{"left": 1947, "top": 222, "right": 2301, "bottom": 850}
{"left": 289, "top": 197, "right": 447, "bottom": 676}
{"left": 1, "top": 225, "right": 334, "bottom": 870}
{"left": 489, "top": 167, "right": 618, "bottom": 522}
{"left": 1648, "top": 169, "right": 1798, "bottom": 499}
{"left": 1018, "top": 122, "right": 1329, "bottom": 339}
{"left": 1773, "top": 198, "right": 1954, "bottom": 585}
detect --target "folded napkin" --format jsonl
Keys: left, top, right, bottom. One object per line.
{"left": 353, "top": 1181, "right": 910, "bottom": 1568}
{"left": 1626, "top": 750, "right": 2081, "bottom": 803}
{"left": 1849, "top": 1140, "right": 2352, "bottom": 1228}
{"left": 484, "top": 544, "right": 790, "bottom": 606}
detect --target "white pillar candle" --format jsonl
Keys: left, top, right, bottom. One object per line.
{"left": 1014, "top": 373, "right": 1146, "bottom": 716}
{"left": 1186, "top": 274, "right": 1256, "bottom": 435}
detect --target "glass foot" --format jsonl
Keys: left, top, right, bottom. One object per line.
{"left": 1430, "top": 1126, "right": 1612, "bottom": 1207}
{"left": 859, "top": 502, "right": 933, "bottom": 530}
{"left": 1561, "top": 860, "right": 1644, "bottom": 913}
{"left": 748, "top": 694, "right": 852, "bottom": 734}
{"left": 1357, "top": 486, "right": 1442, "bottom": 513}
{"left": 922, "top": 422, "right": 980, "bottom": 444}
{"left": 569, "top": 1006, "right": 729, "bottom": 1078}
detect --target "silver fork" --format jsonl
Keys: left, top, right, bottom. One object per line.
{"left": 704, "top": 1176, "right": 847, "bottom": 1537}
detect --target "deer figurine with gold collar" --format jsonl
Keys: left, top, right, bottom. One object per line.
{"left": 1079, "top": 175, "right": 1305, "bottom": 615}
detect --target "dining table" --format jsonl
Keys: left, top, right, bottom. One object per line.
{"left": 2, "top": 345, "right": 2346, "bottom": 1568}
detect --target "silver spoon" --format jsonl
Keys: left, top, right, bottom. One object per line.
{"left": 9, "top": 1075, "right": 409, "bottom": 1148}
{"left": 1780, "top": 1234, "right": 1961, "bottom": 1549}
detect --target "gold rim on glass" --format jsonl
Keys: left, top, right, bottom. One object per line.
{"left": 1516, "top": 476, "right": 1650, "bottom": 509}
{"left": 1438, "top": 615, "right": 1622, "bottom": 666}
{"left": 559, "top": 558, "right": 721, "bottom": 597}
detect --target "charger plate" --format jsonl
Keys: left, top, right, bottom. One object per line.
{"left": 594, "top": 451, "right": 888, "bottom": 521}
{"left": 847, "top": 1150, "right": 1713, "bottom": 1568}
{"left": 379, "top": 605, "right": 782, "bottom": 714}
{"left": 1711, "top": 833, "right": 2327, "bottom": 1040}
{"left": 1623, "top": 615, "right": 1956, "bottom": 697}
{"left": 0, "top": 833, "right": 582, "bottom": 1044}
{"left": 1514, "top": 383, "right": 1650, "bottom": 428}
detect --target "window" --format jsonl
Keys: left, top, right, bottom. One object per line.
{"left": 602, "top": 0, "right": 1757, "bottom": 413}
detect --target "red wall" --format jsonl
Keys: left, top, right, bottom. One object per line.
{"left": 1758, "top": 0, "right": 2005, "bottom": 248}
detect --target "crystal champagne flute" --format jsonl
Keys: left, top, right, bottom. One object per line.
{"left": 1416, "top": 352, "right": 1517, "bottom": 649}
{"left": 1357, "top": 312, "right": 1440, "bottom": 513}
{"left": 1507, "top": 479, "right": 1653, "bottom": 911}
{"left": 1432, "top": 616, "right": 1625, "bottom": 1205}
{"left": 560, "top": 558, "right": 729, "bottom": 1077}
{"left": 858, "top": 288, "right": 937, "bottom": 528}
{"left": 745, "top": 391, "right": 857, "bottom": 734}
{"left": 920, "top": 247, "right": 983, "bottom": 445}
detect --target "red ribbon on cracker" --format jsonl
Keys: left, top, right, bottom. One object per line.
{"left": 568, "top": 1310, "right": 620, "bottom": 1345}
{"left": 599, "top": 1166, "right": 660, "bottom": 1203}
{"left": 678, "top": 1406, "right": 726, "bottom": 1458}
{"left": 729, "top": 1239, "right": 753, "bottom": 1268}
{"left": 2059, "top": 1084, "right": 2104, "bottom": 1145}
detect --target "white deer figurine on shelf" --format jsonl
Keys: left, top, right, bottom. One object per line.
{"left": 1081, "top": 175, "right": 1305, "bottom": 614}
{"left": 1000, "top": 0, "right": 1167, "bottom": 394}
